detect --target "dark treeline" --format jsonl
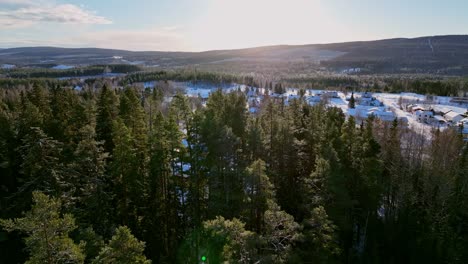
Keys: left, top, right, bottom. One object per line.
{"left": 120, "top": 70, "right": 257, "bottom": 87}
{"left": 0, "top": 81, "right": 468, "bottom": 263}
{"left": 123, "top": 70, "right": 468, "bottom": 97}
{"left": 3, "top": 64, "right": 141, "bottom": 79}
{"left": 0, "top": 78, "right": 70, "bottom": 89}
{"left": 281, "top": 75, "right": 468, "bottom": 96}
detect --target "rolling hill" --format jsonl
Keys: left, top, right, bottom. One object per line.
{"left": 2, "top": 35, "right": 468, "bottom": 75}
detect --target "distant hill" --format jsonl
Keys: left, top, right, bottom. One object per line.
{"left": 2, "top": 35, "right": 468, "bottom": 75}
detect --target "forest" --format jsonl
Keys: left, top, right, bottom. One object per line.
{"left": 1, "top": 65, "right": 141, "bottom": 79}
{"left": 0, "top": 79, "right": 467, "bottom": 264}
{"left": 3, "top": 64, "right": 468, "bottom": 96}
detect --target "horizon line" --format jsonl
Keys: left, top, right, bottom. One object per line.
{"left": 2, "top": 34, "right": 468, "bottom": 53}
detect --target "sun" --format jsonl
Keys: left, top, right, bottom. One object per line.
{"left": 189, "top": 0, "right": 341, "bottom": 51}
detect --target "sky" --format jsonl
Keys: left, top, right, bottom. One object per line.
{"left": 0, "top": 0, "right": 467, "bottom": 51}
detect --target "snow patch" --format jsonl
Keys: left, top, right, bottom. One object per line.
{"left": 1, "top": 64, "right": 15, "bottom": 69}
{"left": 52, "top": 65, "right": 74, "bottom": 70}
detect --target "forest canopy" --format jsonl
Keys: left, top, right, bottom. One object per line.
{"left": 0, "top": 78, "right": 467, "bottom": 263}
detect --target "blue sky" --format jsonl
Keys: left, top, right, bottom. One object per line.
{"left": 1, "top": 0, "right": 467, "bottom": 51}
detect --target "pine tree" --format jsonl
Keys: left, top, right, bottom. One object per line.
{"left": 118, "top": 87, "right": 149, "bottom": 205}
{"left": 196, "top": 216, "right": 256, "bottom": 264}
{"left": 93, "top": 226, "right": 150, "bottom": 264}
{"left": 245, "top": 117, "right": 264, "bottom": 163}
{"left": 263, "top": 201, "right": 300, "bottom": 263}
{"left": 297, "top": 206, "right": 340, "bottom": 263}
{"left": 0, "top": 192, "right": 85, "bottom": 264}
{"left": 244, "top": 159, "right": 274, "bottom": 233}
{"left": 202, "top": 90, "right": 246, "bottom": 219}
{"left": 144, "top": 112, "right": 176, "bottom": 262}
{"left": 111, "top": 118, "right": 138, "bottom": 227}
{"left": 96, "top": 84, "right": 118, "bottom": 153}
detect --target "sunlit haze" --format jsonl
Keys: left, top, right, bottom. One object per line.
{"left": 1, "top": 0, "right": 467, "bottom": 51}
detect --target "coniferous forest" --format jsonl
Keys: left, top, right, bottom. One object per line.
{"left": 1, "top": 80, "right": 468, "bottom": 264}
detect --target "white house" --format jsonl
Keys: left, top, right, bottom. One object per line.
{"left": 444, "top": 111, "right": 464, "bottom": 124}
{"left": 415, "top": 110, "right": 434, "bottom": 123}
{"left": 368, "top": 109, "right": 396, "bottom": 122}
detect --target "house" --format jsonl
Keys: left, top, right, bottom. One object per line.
{"left": 433, "top": 115, "right": 447, "bottom": 125}
{"left": 444, "top": 111, "right": 464, "bottom": 124}
{"left": 359, "top": 97, "right": 373, "bottom": 105}
{"left": 458, "top": 118, "right": 468, "bottom": 126}
{"left": 348, "top": 108, "right": 368, "bottom": 120}
{"left": 362, "top": 92, "right": 373, "bottom": 98}
{"left": 408, "top": 104, "right": 425, "bottom": 113}
{"left": 450, "top": 97, "right": 468, "bottom": 105}
{"left": 415, "top": 110, "right": 434, "bottom": 123}
{"left": 371, "top": 111, "right": 396, "bottom": 122}
{"left": 307, "top": 95, "right": 322, "bottom": 103}
{"left": 323, "top": 91, "right": 339, "bottom": 98}
{"left": 359, "top": 97, "right": 383, "bottom": 107}
{"left": 367, "top": 109, "right": 396, "bottom": 122}
{"left": 288, "top": 94, "right": 300, "bottom": 100}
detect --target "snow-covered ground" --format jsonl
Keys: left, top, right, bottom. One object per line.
{"left": 1, "top": 64, "right": 15, "bottom": 69}
{"left": 52, "top": 65, "right": 74, "bottom": 70}
{"left": 58, "top": 73, "right": 125, "bottom": 80}
{"left": 143, "top": 81, "right": 467, "bottom": 138}
{"left": 329, "top": 93, "right": 348, "bottom": 113}
{"left": 173, "top": 82, "right": 245, "bottom": 99}
{"left": 374, "top": 93, "right": 434, "bottom": 137}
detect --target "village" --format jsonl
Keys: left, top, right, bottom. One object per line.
{"left": 175, "top": 82, "right": 468, "bottom": 140}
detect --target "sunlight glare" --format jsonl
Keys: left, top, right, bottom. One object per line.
{"left": 190, "top": 0, "right": 343, "bottom": 50}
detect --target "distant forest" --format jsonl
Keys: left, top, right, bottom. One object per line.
{"left": 2, "top": 67, "right": 468, "bottom": 96}
{"left": 0, "top": 76, "right": 468, "bottom": 263}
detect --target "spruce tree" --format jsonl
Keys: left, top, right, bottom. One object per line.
{"left": 349, "top": 92, "right": 356, "bottom": 109}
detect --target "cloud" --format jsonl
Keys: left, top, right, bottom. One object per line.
{"left": 0, "top": 0, "right": 36, "bottom": 4}
{"left": 0, "top": 1, "right": 111, "bottom": 28}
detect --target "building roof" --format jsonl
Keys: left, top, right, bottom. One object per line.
{"left": 459, "top": 117, "right": 468, "bottom": 124}
{"left": 444, "top": 111, "right": 463, "bottom": 121}
{"left": 434, "top": 115, "right": 446, "bottom": 122}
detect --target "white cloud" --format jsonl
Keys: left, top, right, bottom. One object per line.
{"left": 0, "top": 0, "right": 36, "bottom": 4}
{"left": 0, "top": 1, "right": 111, "bottom": 29}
